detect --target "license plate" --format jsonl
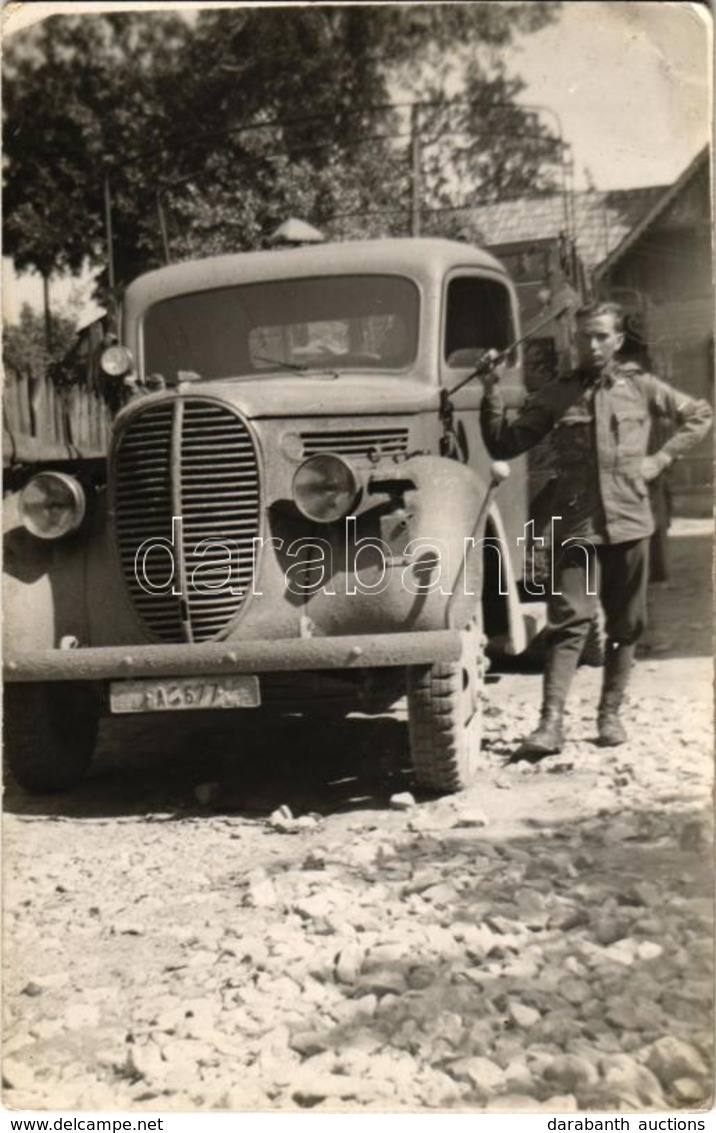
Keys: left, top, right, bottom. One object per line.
{"left": 110, "top": 675, "right": 260, "bottom": 714}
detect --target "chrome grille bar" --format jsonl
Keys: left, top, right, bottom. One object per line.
{"left": 112, "top": 398, "right": 261, "bottom": 643}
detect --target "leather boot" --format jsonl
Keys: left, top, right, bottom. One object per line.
{"left": 597, "top": 641, "right": 635, "bottom": 747}
{"left": 516, "top": 645, "right": 578, "bottom": 758}
{"left": 517, "top": 701, "right": 565, "bottom": 757}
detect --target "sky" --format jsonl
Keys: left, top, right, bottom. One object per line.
{"left": 2, "top": 1, "right": 712, "bottom": 322}
{"left": 513, "top": 1, "right": 710, "bottom": 191}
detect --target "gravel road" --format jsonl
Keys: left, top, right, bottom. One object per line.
{"left": 3, "top": 521, "right": 713, "bottom": 1113}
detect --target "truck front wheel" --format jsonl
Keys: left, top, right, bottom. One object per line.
{"left": 5, "top": 683, "right": 99, "bottom": 794}
{"left": 407, "top": 627, "right": 484, "bottom": 793}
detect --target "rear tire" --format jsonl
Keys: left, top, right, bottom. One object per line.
{"left": 5, "top": 683, "right": 99, "bottom": 793}
{"left": 407, "top": 625, "right": 484, "bottom": 793}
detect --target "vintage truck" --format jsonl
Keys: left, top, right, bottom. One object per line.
{"left": 4, "top": 237, "right": 546, "bottom": 795}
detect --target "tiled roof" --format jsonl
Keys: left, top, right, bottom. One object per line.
{"left": 469, "top": 186, "right": 667, "bottom": 269}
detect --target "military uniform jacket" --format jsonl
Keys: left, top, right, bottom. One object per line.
{"left": 480, "top": 361, "right": 712, "bottom": 544}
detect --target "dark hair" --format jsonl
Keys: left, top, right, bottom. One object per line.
{"left": 575, "top": 301, "right": 625, "bottom": 332}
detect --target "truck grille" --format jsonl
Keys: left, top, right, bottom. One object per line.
{"left": 112, "top": 398, "right": 260, "bottom": 643}
{"left": 300, "top": 427, "right": 409, "bottom": 459}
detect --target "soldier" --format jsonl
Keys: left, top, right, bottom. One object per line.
{"left": 479, "top": 301, "right": 712, "bottom": 756}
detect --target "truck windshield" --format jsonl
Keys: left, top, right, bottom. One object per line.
{"left": 142, "top": 275, "right": 419, "bottom": 380}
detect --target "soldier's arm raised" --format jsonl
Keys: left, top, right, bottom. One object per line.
{"left": 479, "top": 368, "right": 560, "bottom": 460}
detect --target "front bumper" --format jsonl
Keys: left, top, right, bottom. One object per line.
{"left": 4, "top": 630, "right": 463, "bottom": 683}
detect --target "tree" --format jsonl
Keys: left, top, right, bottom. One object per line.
{"left": 3, "top": 5, "right": 562, "bottom": 296}
{"left": 4, "top": 13, "right": 192, "bottom": 294}
{"left": 414, "top": 68, "right": 564, "bottom": 235}
{"left": 3, "top": 303, "right": 76, "bottom": 378}
{"left": 160, "top": 5, "right": 564, "bottom": 249}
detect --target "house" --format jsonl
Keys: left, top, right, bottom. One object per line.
{"left": 595, "top": 147, "right": 712, "bottom": 500}
{"left": 468, "top": 148, "right": 712, "bottom": 503}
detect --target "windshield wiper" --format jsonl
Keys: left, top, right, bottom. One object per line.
{"left": 253, "top": 354, "right": 310, "bottom": 373}
{"left": 252, "top": 353, "right": 340, "bottom": 380}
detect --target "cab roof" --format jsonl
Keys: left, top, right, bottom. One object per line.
{"left": 124, "top": 237, "right": 508, "bottom": 312}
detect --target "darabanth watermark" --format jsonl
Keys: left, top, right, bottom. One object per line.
{"left": 133, "top": 516, "right": 598, "bottom": 599}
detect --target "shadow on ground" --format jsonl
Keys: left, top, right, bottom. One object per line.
{"left": 3, "top": 711, "right": 417, "bottom": 820}
{"left": 281, "top": 808, "right": 714, "bottom": 1112}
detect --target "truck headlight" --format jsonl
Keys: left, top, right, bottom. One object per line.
{"left": 19, "top": 472, "right": 86, "bottom": 539}
{"left": 292, "top": 454, "right": 360, "bottom": 523}
{"left": 100, "top": 344, "right": 133, "bottom": 378}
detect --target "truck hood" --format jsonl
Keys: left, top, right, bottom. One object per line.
{"left": 183, "top": 374, "right": 440, "bottom": 418}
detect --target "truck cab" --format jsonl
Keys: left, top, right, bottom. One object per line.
{"left": 4, "top": 238, "right": 542, "bottom": 795}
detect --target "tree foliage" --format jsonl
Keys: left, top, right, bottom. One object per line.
{"left": 3, "top": 4, "right": 562, "bottom": 301}
{"left": 3, "top": 303, "right": 77, "bottom": 377}
{"left": 4, "top": 13, "right": 192, "bottom": 283}
{"left": 417, "top": 68, "right": 563, "bottom": 218}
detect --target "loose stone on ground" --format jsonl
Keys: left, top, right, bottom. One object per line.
{"left": 3, "top": 651, "right": 712, "bottom": 1111}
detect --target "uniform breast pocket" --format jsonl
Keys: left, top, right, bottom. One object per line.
{"left": 613, "top": 409, "right": 647, "bottom": 457}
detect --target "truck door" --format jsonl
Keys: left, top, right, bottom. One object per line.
{"left": 440, "top": 271, "right": 529, "bottom": 580}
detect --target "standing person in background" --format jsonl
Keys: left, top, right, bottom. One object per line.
{"left": 478, "top": 301, "right": 711, "bottom": 757}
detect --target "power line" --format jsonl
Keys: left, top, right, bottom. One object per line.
{"left": 156, "top": 126, "right": 564, "bottom": 194}
{"left": 127, "top": 95, "right": 564, "bottom": 164}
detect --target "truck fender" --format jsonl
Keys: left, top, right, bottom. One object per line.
{"left": 303, "top": 454, "right": 494, "bottom": 635}
{"left": 393, "top": 456, "right": 528, "bottom": 650}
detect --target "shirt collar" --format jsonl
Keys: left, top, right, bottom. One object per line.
{"left": 580, "top": 360, "right": 618, "bottom": 389}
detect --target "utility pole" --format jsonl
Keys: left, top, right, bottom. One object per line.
{"left": 42, "top": 272, "right": 52, "bottom": 354}
{"left": 156, "top": 192, "right": 171, "bottom": 265}
{"left": 410, "top": 104, "right": 421, "bottom": 237}
{"left": 103, "top": 168, "right": 116, "bottom": 295}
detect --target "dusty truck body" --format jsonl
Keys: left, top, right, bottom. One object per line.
{"left": 4, "top": 237, "right": 542, "bottom": 795}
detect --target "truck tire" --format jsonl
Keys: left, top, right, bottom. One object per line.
{"left": 4, "top": 683, "right": 99, "bottom": 794}
{"left": 407, "top": 627, "right": 484, "bottom": 793}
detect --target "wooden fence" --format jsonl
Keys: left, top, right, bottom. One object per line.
{"left": 3, "top": 312, "right": 118, "bottom": 470}
{"left": 4, "top": 363, "right": 112, "bottom": 466}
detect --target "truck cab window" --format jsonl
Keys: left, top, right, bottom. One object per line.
{"left": 445, "top": 277, "right": 515, "bottom": 368}
{"left": 143, "top": 275, "right": 419, "bottom": 380}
